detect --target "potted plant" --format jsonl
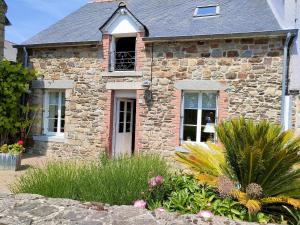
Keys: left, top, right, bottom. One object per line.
{"left": 0, "top": 140, "right": 24, "bottom": 171}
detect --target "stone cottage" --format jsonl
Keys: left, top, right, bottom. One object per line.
{"left": 16, "top": 0, "right": 299, "bottom": 158}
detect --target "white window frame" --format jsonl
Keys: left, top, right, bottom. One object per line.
{"left": 180, "top": 91, "right": 218, "bottom": 143}
{"left": 43, "top": 90, "right": 65, "bottom": 137}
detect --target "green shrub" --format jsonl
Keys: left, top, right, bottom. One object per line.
{"left": 146, "top": 175, "right": 247, "bottom": 220}
{"left": 11, "top": 154, "right": 170, "bottom": 205}
{"left": 0, "top": 61, "right": 36, "bottom": 145}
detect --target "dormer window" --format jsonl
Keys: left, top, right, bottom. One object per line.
{"left": 194, "top": 5, "right": 220, "bottom": 17}
{"left": 100, "top": 3, "right": 146, "bottom": 72}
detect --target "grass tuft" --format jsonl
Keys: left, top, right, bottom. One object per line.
{"left": 11, "top": 154, "right": 169, "bottom": 205}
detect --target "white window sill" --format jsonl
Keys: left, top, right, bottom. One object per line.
{"left": 33, "top": 135, "right": 65, "bottom": 143}
{"left": 101, "top": 71, "right": 143, "bottom": 77}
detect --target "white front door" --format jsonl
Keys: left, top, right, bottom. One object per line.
{"left": 114, "top": 99, "right": 134, "bottom": 156}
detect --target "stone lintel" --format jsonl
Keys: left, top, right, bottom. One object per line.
{"left": 101, "top": 71, "right": 143, "bottom": 77}
{"left": 106, "top": 82, "right": 144, "bottom": 90}
{"left": 175, "top": 80, "right": 228, "bottom": 91}
{"left": 32, "top": 80, "right": 74, "bottom": 89}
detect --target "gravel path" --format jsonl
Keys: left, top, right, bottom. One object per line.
{"left": 0, "top": 154, "right": 48, "bottom": 193}
{"left": 0, "top": 193, "right": 279, "bottom": 225}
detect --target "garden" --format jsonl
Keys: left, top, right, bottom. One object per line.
{"left": 10, "top": 118, "right": 300, "bottom": 224}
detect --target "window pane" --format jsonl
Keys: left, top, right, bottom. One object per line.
{"left": 183, "top": 126, "right": 197, "bottom": 141}
{"left": 48, "top": 119, "right": 58, "bottom": 132}
{"left": 61, "top": 105, "right": 66, "bottom": 120}
{"left": 61, "top": 119, "right": 65, "bottom": 132}
{"left": 61, "top": 92, "right": 65, "bottom": 106}
{"left": 202, "top": 93, "right": 217, "bottom": 109}
{"left": 196, "top": 6, "right": 217, "bottom": 16}
{"left": 49, "top": 92, "right": 59, "bottom": 105}
{"left": 49, "top": 105, "right": 58, "bottom": 118}
{"left": 184, "top": 109, "right": 198, "bottom": 125}
{"left": 201, "top": 127, "right": 215, "bottom": 142}
{"left": 184, "top": 93, "right": 198, "bottom": 109}
{"left": 201, "top": 110, "right": 216, "bottom": 125}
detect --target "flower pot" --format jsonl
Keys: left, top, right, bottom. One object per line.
{"left": 0, "top": 153, "right": 21, "bottom": 171}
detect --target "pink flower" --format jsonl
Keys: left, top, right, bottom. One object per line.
{"left": 154, "top": 176, "right": 163, "bottom": 185}
{"left": 148, "top": 176, "right": 164, "bottom": 187}
{"left": 197, "top": 210, "right": 214, "bottom": 221}
{"left": 17, "top": 140, "right": 24, "bottom": 146}
{"left": 133, "top": 200, "right": 147, "bottom": 209}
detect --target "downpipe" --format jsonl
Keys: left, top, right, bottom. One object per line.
{"left": 281, "top": 32, "right": 293, "bottom": 131}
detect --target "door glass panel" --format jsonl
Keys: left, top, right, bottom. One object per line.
{"left": 119, "top": 112, "right": 124, "bottom": 123}
{"left": 183, "top": 126, "right": 197, "bottom": 141}
{"left": 126, "top": 102, "right": 132, "bottom": 112}
{"left": 119, "top": 122, "right": 124, "bottom": 133}
{"left": 184, "top": 93, "right": 198, "bottom": 109}
{"left": 120, "top": 101, "right": 125, "bottom": 112}
{"left": 126, "top": 122, "right": 131, "bottom": 133}
{"left": 202, "top": 93, "right": 217, "bottom": 109}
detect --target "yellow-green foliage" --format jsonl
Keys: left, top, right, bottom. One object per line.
{"left": 176, "top": 118, "right": 300, "bottom": 214}
{"left": 176, "top": 142, "right": 229, "bottom": 182}
{"left": 0, "top": 144, "right": 8, "bottom": 153}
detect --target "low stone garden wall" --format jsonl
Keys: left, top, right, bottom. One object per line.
{"left": 0, "top": 193, "right": 279, "bottom": 225}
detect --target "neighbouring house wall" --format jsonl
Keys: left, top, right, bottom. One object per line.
{"left": 268, "top": 0, "right": 300, "bottom": 134}
{"left": 0, "top": 1, "right": 7, "bottom": 60}
{"left": 29, "top": 37, "right": 285, "bottom": 158}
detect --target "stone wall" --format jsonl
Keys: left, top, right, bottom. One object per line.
{"left": 29, "top": 37, "right": 285, "bottom": 158}
{"left": 0, "top": 193, "right": 278, "bottom": 225}
{"left": 137, "top": 38, "right": 284, "bottom": 157}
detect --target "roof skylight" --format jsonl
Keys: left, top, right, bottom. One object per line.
{"left": 194, "top": 5, "right": 220, "bottom": 17}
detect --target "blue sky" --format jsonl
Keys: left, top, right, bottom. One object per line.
{"left": 6, "top": 0, "right": 88, "bottom": 44}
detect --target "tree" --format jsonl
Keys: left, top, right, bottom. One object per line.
{"left": 0, "top": 61, "right": 36, "bottom": 145}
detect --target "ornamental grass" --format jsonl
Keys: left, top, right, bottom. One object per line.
{"left": 11, "top": 154, "right": 170, "bottom": 205}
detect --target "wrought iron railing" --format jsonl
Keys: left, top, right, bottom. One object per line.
{"left": 111, "top": 51, "right": 136, "bottom": 71}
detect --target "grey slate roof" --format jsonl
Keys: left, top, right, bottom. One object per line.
{"left": 22, "top": 0, "right": 284, "bottom": 46}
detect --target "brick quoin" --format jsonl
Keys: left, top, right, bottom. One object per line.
{"left": 135, "top": 90, "right": 144, "bottom": 154}
{"left": 101, "top": 90, "right": 114, "bottom": 157}
{"left": 218, "top": 90, "right": 229, "bottom": 122}
{"left": 134, "top": 32, "right": 145, "bottom": 153}
{"left": 135, "top": 32, "right": 145, "bottom": 71}
{"left": 102, "top": 34, "right": 110, "bottom": 72}
{"left": 172, "top": 90, "right": 182, "bottom": 146}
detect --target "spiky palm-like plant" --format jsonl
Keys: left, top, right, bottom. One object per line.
{"left": 217, "top": 118, "right": 300, "bottom": 197}
{"left": 176, "top": 118, "right": 300, "bottom": 213}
